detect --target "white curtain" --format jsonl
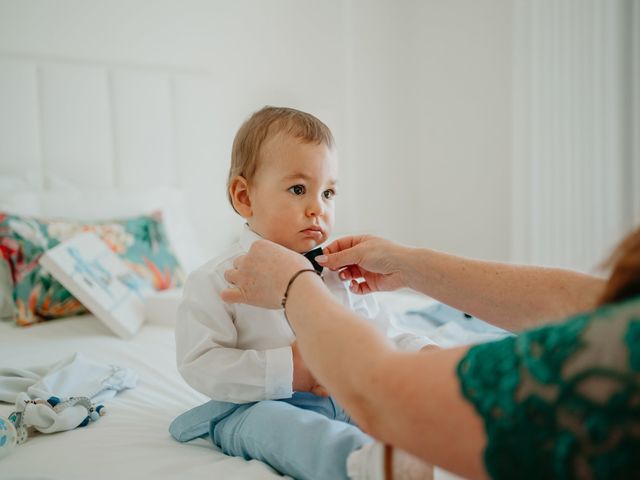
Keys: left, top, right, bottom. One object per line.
{"left": 512, "top": 0, "right": 640, "bottom": 272}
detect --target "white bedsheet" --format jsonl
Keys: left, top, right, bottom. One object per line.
{"left": 0, "top": 315, "right": 285, "bottom": 480}
{"left": 0, "top": 291, "right": 471, "bottom": 480}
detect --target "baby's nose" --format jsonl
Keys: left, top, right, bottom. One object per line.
{"left": 306, "top": 197, "right": 325, "bottom": 216}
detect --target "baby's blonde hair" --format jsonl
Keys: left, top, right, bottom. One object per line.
{"left": 227, "top": 106, "right": 335, "bottom": 210}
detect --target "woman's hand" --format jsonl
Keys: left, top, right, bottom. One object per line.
{"left": 317, "top": 235, "right": 410, "bottom": 294}
{"left": 221, "top": 239, "right": 311, "bottom": 309}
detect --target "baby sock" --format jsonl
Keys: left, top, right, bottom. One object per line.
{"left": 346, "top": 441, "right": 385, "bottom": 480}
{"left": 391, "top": 447, "right": 434, "bottom": 480}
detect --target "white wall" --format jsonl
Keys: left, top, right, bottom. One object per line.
{"left": 0, "top": 0, "right": 513, "bottom": 261}
{"left": 346, "top": 0, "right": 512, "bottom": 260}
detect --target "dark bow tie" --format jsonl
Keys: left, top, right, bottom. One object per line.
{"left": 303, "top": 247, "right": 324, "bottom": 274}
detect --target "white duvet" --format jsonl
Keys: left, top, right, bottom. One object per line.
{"left": 0, "top": 291, "right": 474, "bottom": 480}
{"left": 0, "top": 315, "right": 285, "bottom": 480}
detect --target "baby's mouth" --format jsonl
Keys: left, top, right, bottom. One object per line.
{"left": 301, "top": 227, "right": 324, "bottom": 238}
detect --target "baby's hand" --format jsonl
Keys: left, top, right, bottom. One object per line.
{"left": 311, "top": 385, "right": 330, "bottom": 397}
{"left": 292, "top": 341, "right": 328, "bottom": 396}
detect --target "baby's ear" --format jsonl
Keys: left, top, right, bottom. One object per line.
{"left": 229, "top": 176, "right": 252, "bottom": 218}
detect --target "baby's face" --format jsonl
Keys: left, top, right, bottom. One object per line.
{"left": 247, "top": 133, "right": 338, "bottom": 253}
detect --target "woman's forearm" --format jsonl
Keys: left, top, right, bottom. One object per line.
{"left": 285, "top": 273, "right": 487, "bottom": 479}
{"left": 397, "top": 247, "right": 606, "bottom": 330}
{"left": 285, "top": 273, "right": 393, "bottom": 417}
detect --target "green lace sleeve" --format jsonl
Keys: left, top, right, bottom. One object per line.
{"left": 457, "top": 296, "right": 640, "bottom": 479}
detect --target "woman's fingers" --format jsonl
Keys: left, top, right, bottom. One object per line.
{"left": 336, "top": 265, "right": 374, "bottom": 295}
{"left": 321, "top": 235, "right": 363, "bottom": 255}
{"left": 224, "top": 267, "right": 238, "bottom": 285}
{"left": 220, "top": 286, "right": 244, "bottom": 304}
{"left": 349, "top": 279, "right": 372, "bottom": 295}
{"left": 338, "top": 269, "right": 352, "bottom": 281}
{"left": 339, "top": 265, "right": 363, "bottom": 281}
{"left": 222, "top": 258, "right": 244, "bottom": 303}
{"left": 317, "top": 248, "right": 360, "bottom": 271}
{"left": 232, "top": 254, "right": 244, "bottom": 269}
{"left": 317, "top": 236, "right": 368, "bottom": 271}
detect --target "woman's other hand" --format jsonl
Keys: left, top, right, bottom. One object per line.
{"left": 316, "top": 235, "right": 410, "bottom": 294}
{"left": 221, "top": 239, "right": 311, "bottom": 308}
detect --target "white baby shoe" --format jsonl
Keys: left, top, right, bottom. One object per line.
{"left": 391, "top": 448, "right": 434, "bottom": 480}
{"left": 347, "top": 441, "right": 385, "bottom": 480}
{"left": 347, "top": 441, "right": 433, "bottom": 480}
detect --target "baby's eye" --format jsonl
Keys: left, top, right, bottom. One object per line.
{"left": 289, "top": 185, "right": 306, "bottom": 195}
{"left": 323, "top": 189, "right": 336, "bottom": 200}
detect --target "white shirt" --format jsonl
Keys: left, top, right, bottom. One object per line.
{"left": 175, "top": 225, "right": 433, "bottom": 404}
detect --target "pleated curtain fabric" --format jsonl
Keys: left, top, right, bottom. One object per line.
{"left": 512, "top": 0, "right": 640, "bottom": 272}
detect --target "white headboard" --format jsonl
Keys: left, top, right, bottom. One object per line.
{"left": 0, "top": 52, "right": 244, "bottom": 264}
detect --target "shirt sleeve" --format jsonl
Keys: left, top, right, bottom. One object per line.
{"left": 456, "top": 297, "right": 640, "bottom": 479}
{"left": 389, "top": 332, "right": 440, "bottom": 352}
{"left": 175, "top": 264, "right": 294, "bottom": 403}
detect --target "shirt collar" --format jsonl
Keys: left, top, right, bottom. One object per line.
{"left": 239, "top": 224, "right": 263, "bottom": 252}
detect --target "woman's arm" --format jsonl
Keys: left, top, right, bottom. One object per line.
{"left": 285, "top": 272, "right": 487, "bottom": 478}
{"left": 221, "top": 238, "right": 633, "bottom": 479}
{"left": 222, "top": 240, "right": 487, "bottom": 478}
{"left": 401, "top": 247, "right": 605, "bottom": 330}
{"left": 319, "top": 236, "right": 606, "bottom": 330}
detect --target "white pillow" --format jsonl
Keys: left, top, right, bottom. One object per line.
{"left": 0, "top": 176, "right": 40, "bottom": 215}
{"left": 0, "top": 191, "right": 39, "bottom": 216}
{"left": 144, "top": 288, "right": 183, "bottom": 326}
{"left": 0, "top": 182, "right": 206, "bottom": 274}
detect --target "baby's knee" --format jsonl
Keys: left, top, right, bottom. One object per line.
{"left": 211, "top": 401, "right": 286, "bottom": 451}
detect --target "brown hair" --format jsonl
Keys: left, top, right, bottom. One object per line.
{"left": 598, "top": 226, "right": 640, "bottom": 306}
{"left": 227, "top": 106, "right": 335, "bottom": 210}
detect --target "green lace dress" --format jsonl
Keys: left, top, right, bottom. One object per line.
{"left": 457, "top": 296, "right": 640, "bottom": 479}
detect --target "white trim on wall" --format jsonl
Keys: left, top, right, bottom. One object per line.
{"left": 512, "top": 0, "right": 639, "bottom": 272}
{"left": 632, "top": 0, "right": 640, "bottom": 225}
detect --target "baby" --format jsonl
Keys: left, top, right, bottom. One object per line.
{"left": 171, "top": 106, "right": 434, "bottom": 480}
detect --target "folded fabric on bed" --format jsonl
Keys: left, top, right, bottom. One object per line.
{"left": 0, "top": 352, "right": 137, "bottom": 448}
{"left": 407, "top": 302, "right": 510, "bottom": 335}
{"left": 404, "top": 302, "right": 512, "bottom": 347}
{"left": 0, "top": 352, "right": 137, "bottom": 404}
{"left": 0, "top": 211, "right": 185, "bottom": 326}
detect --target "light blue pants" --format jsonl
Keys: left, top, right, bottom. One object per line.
{"left": 210, "top": 393, "right": 372, "bottom": 480}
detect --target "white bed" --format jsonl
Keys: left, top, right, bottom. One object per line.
{"left": 0, "top": 289, "right": 464, "bottom": 480}
{"left": 0, "top": 290, "right": 501, "bottom": 480}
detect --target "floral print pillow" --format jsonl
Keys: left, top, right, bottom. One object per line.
{"left": 0, "top": 211, "right": 185, "bottom": 326}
